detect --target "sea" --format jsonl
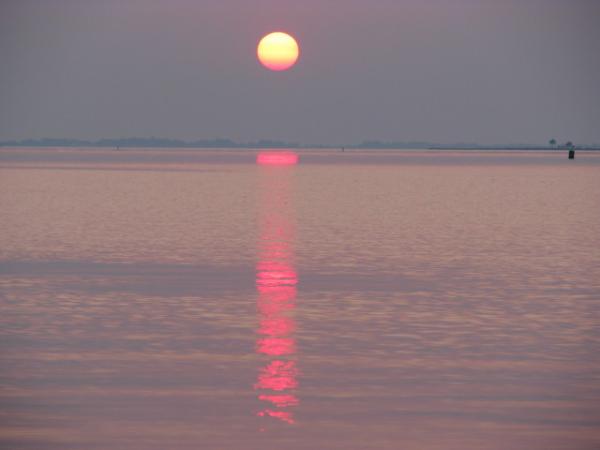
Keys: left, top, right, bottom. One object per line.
{"left": 1, "top": 147, "right": 599, "bottom": 449}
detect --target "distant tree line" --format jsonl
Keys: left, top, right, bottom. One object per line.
{"left": 548, "top": 138, "right": 575, "bottom": 149}
{"left": 0, "top": 137, "right": 454, "bottom": 149}
{"left": 1, "top": 137, "right": 598, "bottom": 150}
{"left": 0, "top": 137, "right": 301, "bottom": 149}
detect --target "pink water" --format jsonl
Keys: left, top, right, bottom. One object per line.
{"left": 1, "top": 148, "right": 599, "bottom": 449}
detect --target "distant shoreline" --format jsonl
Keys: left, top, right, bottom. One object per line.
{"left": 1, "top": 138, "right": 599, "bottom": 151}
{"left": 428, "top": 147, "right": 600, "bottom": 151}
{"left": 1, "top": 145, "right": 600, "bottom": 152}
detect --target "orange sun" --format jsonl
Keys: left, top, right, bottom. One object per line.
{"left": 257, "top": 32, "right": 299, "bottom": 71}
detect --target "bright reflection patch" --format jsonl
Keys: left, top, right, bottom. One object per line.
{"left": 254, "top": 153, "right": 300, "bottom": 425}
{"left": 257, "top": 152, "right": 299, "bottom": 166}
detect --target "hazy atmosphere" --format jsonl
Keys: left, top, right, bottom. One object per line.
{"left": 2, "top": 2, "right": 600, "bottom": 449}
{"left": 1, "top": 0, "right": 599, "bottom": 146}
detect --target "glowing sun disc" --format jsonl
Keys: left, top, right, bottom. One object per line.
{"left": 257, "top": 32, "right": 299, "bottom": 71}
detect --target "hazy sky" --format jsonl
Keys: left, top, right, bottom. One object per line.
{"left": 1, "top": 0, "right": 599, "bottom": 145}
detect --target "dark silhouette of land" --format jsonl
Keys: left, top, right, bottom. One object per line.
{"left": 0, "top": 137, "right": 294, "bottom": 149}
{"left": 1, "top": 137, "right": 599, "bottom": 150}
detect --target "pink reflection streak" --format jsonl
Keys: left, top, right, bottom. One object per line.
{"left": 257, "top": 152, "right": 299, "bottom": 166}
{"left": 255, "top": 360, "right": 299, "bottom": 391}
{"left": 257, "top": 410, "right": 295, "bottom": 424}
{"left": 255, "top": 152, "right": 300, "bottom": 425}
{"left": 259, "top": 317, "right": 296, "bottom": 337}
{"left": 258, "top": 394, "right": 300, "bottom": 408}
{"left": 257, "top": 337, "right": 296, "bottom": 356}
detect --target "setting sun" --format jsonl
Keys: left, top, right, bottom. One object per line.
{"left": 257, "top": 32, "right": 299, "bottom": 71}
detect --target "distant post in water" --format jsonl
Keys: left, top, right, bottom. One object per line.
{"left": 566, "top": 141, "right": 575, "bottom": 160}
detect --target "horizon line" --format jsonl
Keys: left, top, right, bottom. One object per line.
{"left": 2, "top": 137, "right": 599, "bottom": 150}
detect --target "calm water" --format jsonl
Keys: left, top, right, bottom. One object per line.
{"left": 1, "top": 148, "right": 599, "bottom": 449}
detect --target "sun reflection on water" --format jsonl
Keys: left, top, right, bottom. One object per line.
{"left": 255, "top": 152, "right": 299, "bottom": 425}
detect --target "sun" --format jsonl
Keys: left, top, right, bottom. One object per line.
{"left": 257, "top": 32, "right": 299, "bottom": 71}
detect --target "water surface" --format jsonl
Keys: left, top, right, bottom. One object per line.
{"left": 1, "top": 148, "right": 599, "bottom": 449}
